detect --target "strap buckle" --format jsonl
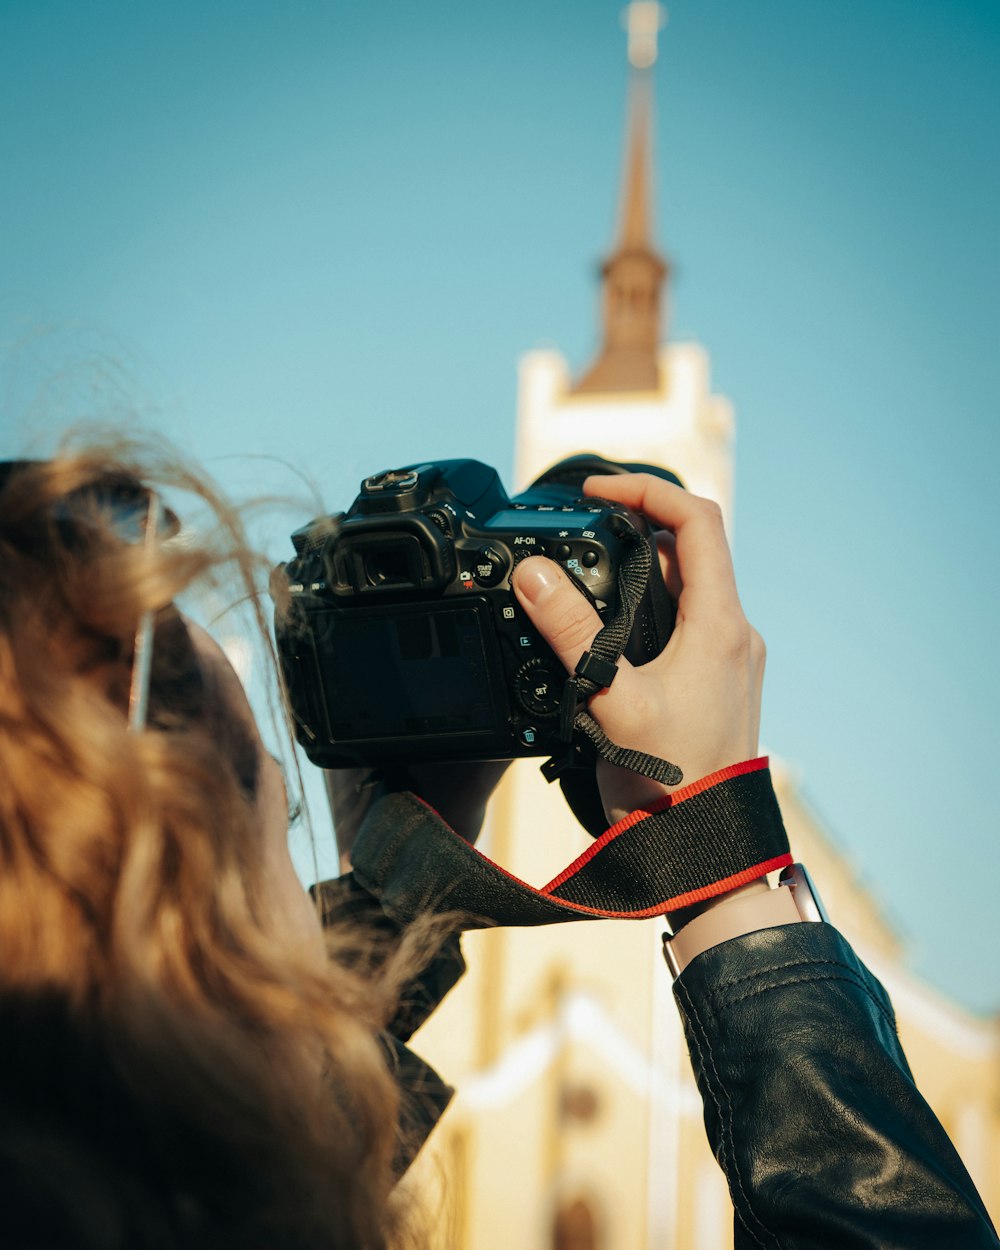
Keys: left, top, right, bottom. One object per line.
{"left": 574, "top": 649, "right": 619, "bottom": 690}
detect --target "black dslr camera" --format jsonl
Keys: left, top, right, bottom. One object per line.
{"left": 274, "top": 454, "right": 680, "bottom": 768}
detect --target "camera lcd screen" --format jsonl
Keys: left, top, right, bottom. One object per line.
{"left": 485, "top": 509, "right": 601, "bottom": 531}
{"left": 312, "top": 606, "right": 496, "bottom": 742}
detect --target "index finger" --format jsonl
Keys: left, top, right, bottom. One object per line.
{"left": 583, "top": 473, "right": 741, "bottom": 620}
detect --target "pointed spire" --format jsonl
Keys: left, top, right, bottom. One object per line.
{"left": 573, "top": 3, "right": 669, "bottom": 395}
{"left": 619, "top": 70, "right": 654, "bottom": 250}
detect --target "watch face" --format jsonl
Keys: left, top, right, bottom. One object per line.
{"left": 780, "top": 863, "right": 829, "bottom": 924}
{"left": 662, "top": 932, "right": 684, "bottom": 979}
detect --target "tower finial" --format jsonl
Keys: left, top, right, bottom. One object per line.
{"left": 625, "top": 1, "right": 667, "bottom": 70}
{"left": 572, "top": 3, "right": 669, "bottom": 395}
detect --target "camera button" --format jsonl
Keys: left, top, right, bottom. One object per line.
{"left": 519, "top": 726, "right": 539, "bottom": 747}
{"left": 582, "top": 549, "right": 600, "bottom": 568}
{"left": 473, "top": 545, "right": 507, "bottom": 587}
{"left": 555, "top": 543, "right": 572, "bottom": 561}
{"left": 515, "top": 659, "right": 563, "bottom": 717}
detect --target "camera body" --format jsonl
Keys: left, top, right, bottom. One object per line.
{"left": 274, "top": 455, "right": 679, "bottom": 768}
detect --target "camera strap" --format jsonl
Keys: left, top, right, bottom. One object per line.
{"left": 347, "top": 758, "right": 792, "bottom": 929}
{"left": 543, "top": 517, "right": 684, "bottom": 837}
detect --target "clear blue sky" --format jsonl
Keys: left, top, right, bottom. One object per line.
{"left": 2, "top": 0, "right": 998, "bottom": 1012}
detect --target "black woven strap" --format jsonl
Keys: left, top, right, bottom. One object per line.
{"left": 572, "top": 714, "right": 684, "bottom": 786}
{"left": 545, "top": 520, "right": 683, "bottom": 793}
{"left": 349, "top": 759, "right": 792, "bottom": 929}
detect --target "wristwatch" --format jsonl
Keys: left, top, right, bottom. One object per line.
{"left": 662, "top": 863, "right": 828, "bottom": 978}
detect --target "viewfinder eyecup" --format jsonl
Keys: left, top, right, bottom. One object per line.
{"left": 324, "top": 514, "right": 456, "bottom": 597}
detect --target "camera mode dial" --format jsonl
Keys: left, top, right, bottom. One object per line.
{"left": 358, "top": 465, "right": 436, "bottom": 513}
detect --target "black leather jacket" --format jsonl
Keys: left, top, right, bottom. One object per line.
{"left": 322, "top": 858, "right": 998, "bottom": 1246}
{"left": 673, "top": 921, "right": 998, "bottom": 1249}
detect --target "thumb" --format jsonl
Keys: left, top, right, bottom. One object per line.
{"left": 512, "top": 556, "right": 603, "bottom": 675}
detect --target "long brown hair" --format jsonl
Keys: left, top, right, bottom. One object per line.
{"left": 0, "top": 434, "right": 424, "bottom": 1249}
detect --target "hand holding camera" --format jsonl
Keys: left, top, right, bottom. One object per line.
{"left": 515, "top": 472, "right": 764, "bottom": 824}
{"left": 324, "top": 757, "right": 510, "bottom": 871}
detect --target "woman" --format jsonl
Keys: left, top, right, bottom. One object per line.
{"left": 1, "top": 440, "right": 995, "bottom": 1248}
{"left": 0, "top": 444, "right": 427, "bottom": 1249}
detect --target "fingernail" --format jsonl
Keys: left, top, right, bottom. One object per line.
{"left": 514, "top": 557, "right": 561, "bottom": 604}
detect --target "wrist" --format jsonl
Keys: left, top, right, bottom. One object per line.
{"left": 662, "top": 863, "right": 828, "bottom": 978}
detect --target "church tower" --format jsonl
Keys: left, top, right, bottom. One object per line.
{"left": 514, "top": 2, "right": 734, "bottom": 528}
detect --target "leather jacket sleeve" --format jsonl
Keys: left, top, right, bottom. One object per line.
{"left": 673, "top": 921, "right": 999, "bottom": 1250}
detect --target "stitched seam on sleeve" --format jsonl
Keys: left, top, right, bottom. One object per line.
{"left": 676, "top": 980, "right": 779, "bottom": 1250}
{"left": 715, "top": 971, "right": 896, "bottom": 1029}
{"left": 711, "top": 956, "right": 869, "bottom": 994}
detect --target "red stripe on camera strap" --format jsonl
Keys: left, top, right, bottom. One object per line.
{"left": 349, "top": 757, "right": 792, "bottom": 929}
